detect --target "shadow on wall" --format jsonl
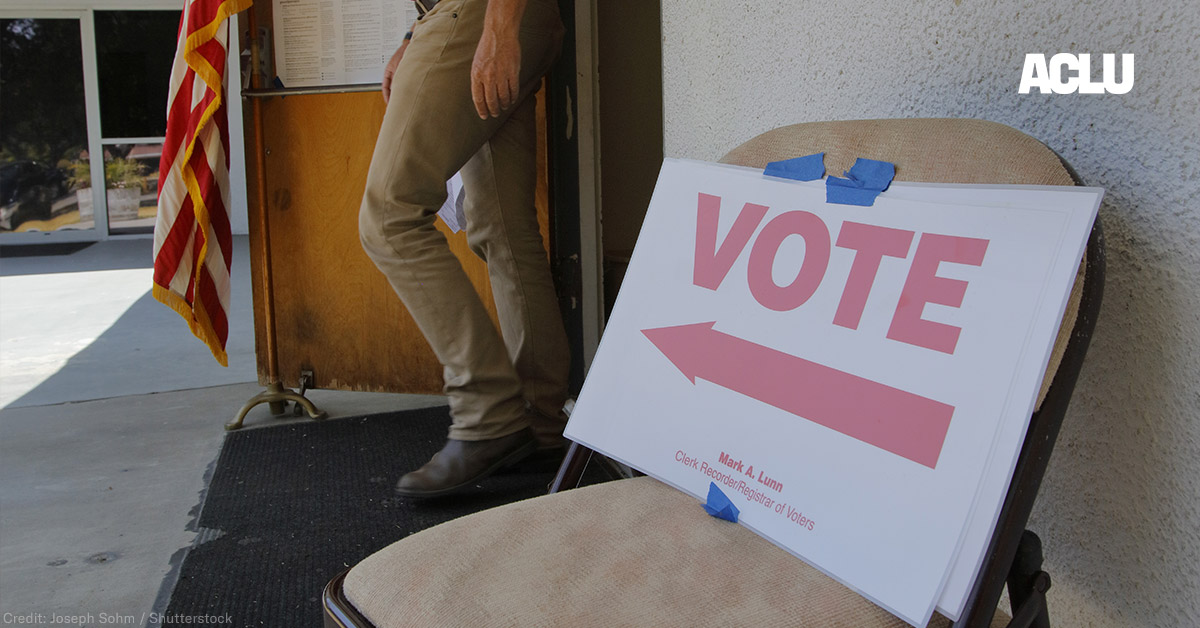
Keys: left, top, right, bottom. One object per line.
{"left": 901, "top": 61, "right": 1199, "bottom": 626}
{"left": 820, "top": 59, "right": 1199, "bottom": 623}
{"left": 1017, "top": 119, "right": 1200, "bottom": 623}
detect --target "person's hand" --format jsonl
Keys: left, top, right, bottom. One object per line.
{"left": 470, "top": 26, "right": 521, "bottom": 118}
{"left": 382, "top": 39, "right": 410, "bottom": 104}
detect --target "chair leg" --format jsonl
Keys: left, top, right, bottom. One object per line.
{"left": 1005, "top": 530, "right": 1052, "bottom": 628}
{"left": 549, "top": 441, "right": 594, "bottom": 493}
{"left": 323, "top": 569, "right": 376, "bottom": 628}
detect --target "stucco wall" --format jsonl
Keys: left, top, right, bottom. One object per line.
{"left": 661, "top": 1, "right": 1199, "bottom": 625}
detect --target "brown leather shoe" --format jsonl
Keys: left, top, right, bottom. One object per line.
{"left": 395, "top": 428, "right": 538, "bottom": 497}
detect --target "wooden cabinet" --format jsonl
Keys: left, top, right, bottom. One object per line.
{"left": 235, "top": 5, "right": 552, "bottom": 425}
{"left": 245, "top": 90, "right": 550, "bottom": 394}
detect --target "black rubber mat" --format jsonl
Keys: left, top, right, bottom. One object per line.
{"left": 164, "top": 406, "right": 609, "bottom": 627}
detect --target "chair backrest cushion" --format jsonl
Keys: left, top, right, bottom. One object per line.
{"left": 720, "top": 118, "right": 1073, "bottom": 185}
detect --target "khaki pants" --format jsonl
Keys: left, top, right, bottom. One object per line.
{"left": 359, "top": 0, "right": 569, "bottom": 442}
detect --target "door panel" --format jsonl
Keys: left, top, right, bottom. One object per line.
{"left": 247, "top": 89, "right": 550, "bottom": 394}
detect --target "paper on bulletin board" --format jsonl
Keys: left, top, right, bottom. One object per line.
{"left": 273, "top": 0, "right": 418, "bottom": 88}
{"left": 564, "top": 159, "right": 1100, "bottom": 626}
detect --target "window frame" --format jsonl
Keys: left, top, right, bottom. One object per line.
{"left": 2, "top": 1, "right": 241, "bottom": 244}
{"left": 1, "top": 9, "right": 105, "bottom": 243}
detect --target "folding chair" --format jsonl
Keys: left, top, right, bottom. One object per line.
{"left": 323, "top": 119, "right": 1105, "bottom": 628}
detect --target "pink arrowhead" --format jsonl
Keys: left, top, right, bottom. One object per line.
{"left": 641, "top": 322, "right": 718, "bottom": 384}
{"left": 641, "top": 322, "right": 955, "bottom": 469}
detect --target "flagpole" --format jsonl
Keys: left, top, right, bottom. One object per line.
{"left": 248, "top": 7, "right": 278, "bottom": 386}
{"left": 228, "top": 3, "right": 326, "bottom": 429}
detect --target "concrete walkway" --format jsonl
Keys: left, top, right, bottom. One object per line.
{"left": 0, "top": 237, "right": 256, "bottom": 408}
{"left": 0, "top": 237, "right": 443, "bottom": 626}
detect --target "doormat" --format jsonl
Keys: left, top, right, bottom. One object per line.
{"left": 163, "top": 406, "right": 611, "bottom": 627}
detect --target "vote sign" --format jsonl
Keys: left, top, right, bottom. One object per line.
{"left": 565, "top": 159, "right": 1100, "bottom": 626}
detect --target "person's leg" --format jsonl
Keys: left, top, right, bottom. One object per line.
{"left": 358, "top": 0, "right": 564, "bottom": 494}
{"left": 460, "top": 94, "right": 571, "bottom": 450}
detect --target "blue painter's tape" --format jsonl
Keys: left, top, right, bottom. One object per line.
{"left": 826, "top": 179, "right": 886, "bottom": 206}
{"left": 702, "top": 481, "right": 740, "bottom": 523}
{"left": 826, "top": 157, "right": 897, "bottom": 206}
{"left": 764, "top": 152, "right": 826, "bottom": 181}
{"left": 846, "top": 157, "right": 896, "bottom": 189}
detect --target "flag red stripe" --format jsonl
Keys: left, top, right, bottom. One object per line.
{"left": 214, "top": 90, "right": 231, "bottom": 169}
{"left": 158, "top": 83, "right": 193, "bottom": 188}
{"left": 197, "top": 266, "right": 229, "bottom": 345}
{"left": 194, "top": 38, "right": 227, "bottom": 81}
{"left": 187, "top": 142, "right": 233, "bottom": 270}
{"left": 188, "top": 205, "right": 208, "bottom": 300}
{"left": 183, "top": 92, "right": 218, "bottom": 161}
{"left": 188, "top": 0, "right": 228, "bottom": 32}
{"left": 185, "top": 264, "right": 196, "bottom": 303}
{"left": 153, "top": 193, "right": 196, "bottom": 287}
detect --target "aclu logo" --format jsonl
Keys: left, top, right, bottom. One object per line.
{"left": 1019, "top": 53, "right": 1134, "bottom": 94}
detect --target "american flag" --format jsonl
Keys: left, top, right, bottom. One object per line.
{"left": 153, "top": 0, "right": 251, "bottom": 366}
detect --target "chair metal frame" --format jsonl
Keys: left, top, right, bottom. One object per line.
{"left": 959, "top": 200, "right": 1105, "bottom": 628}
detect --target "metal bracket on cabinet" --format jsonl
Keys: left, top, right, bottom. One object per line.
{"left": 227, "top": 371, "right": 327, "bottom": 430}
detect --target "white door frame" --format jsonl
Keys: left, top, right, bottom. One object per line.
{"left": 0, "top": 9, "right": 107, "bottom": 244}
{"left": 574, "top": 0, "right": 604, "bottom": 370}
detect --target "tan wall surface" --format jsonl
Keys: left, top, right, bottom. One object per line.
{"left": 661, "top": 2, "right": 1200, "bottom": 625}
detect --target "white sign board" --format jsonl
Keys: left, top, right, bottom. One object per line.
{"left": 565, "top": 159, "right": 1100, "bottom": 626}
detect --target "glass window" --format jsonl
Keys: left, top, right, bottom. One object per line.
{"left": 104, "top": 142, "right": 161, "bottom": 233}
{"left": 1, "top": 18, "right": 90, "bottom": 233}
{"left": 94, "top": 10, "right": 178, "bottom": 233}
{"left": 94, "top": 11, "right": 178, "bottom": 139}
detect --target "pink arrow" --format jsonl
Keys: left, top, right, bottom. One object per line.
{"left": 642, "top": 322, "right": 954, "bottom": 469}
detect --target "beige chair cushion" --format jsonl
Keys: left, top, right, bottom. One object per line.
{"left": 719, "top": 119, "right": 1086, "bottom": 410}
{"left": 346, "top": 477, "right": 1011, "bottom": 627}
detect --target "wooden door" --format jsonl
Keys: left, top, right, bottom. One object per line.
{"left": 244, "top": 89, "right": 551, "bottom": 394}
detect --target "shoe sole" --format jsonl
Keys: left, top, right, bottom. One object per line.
{"left": 394, "top": 439, "right": 538, "bottom": 498}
